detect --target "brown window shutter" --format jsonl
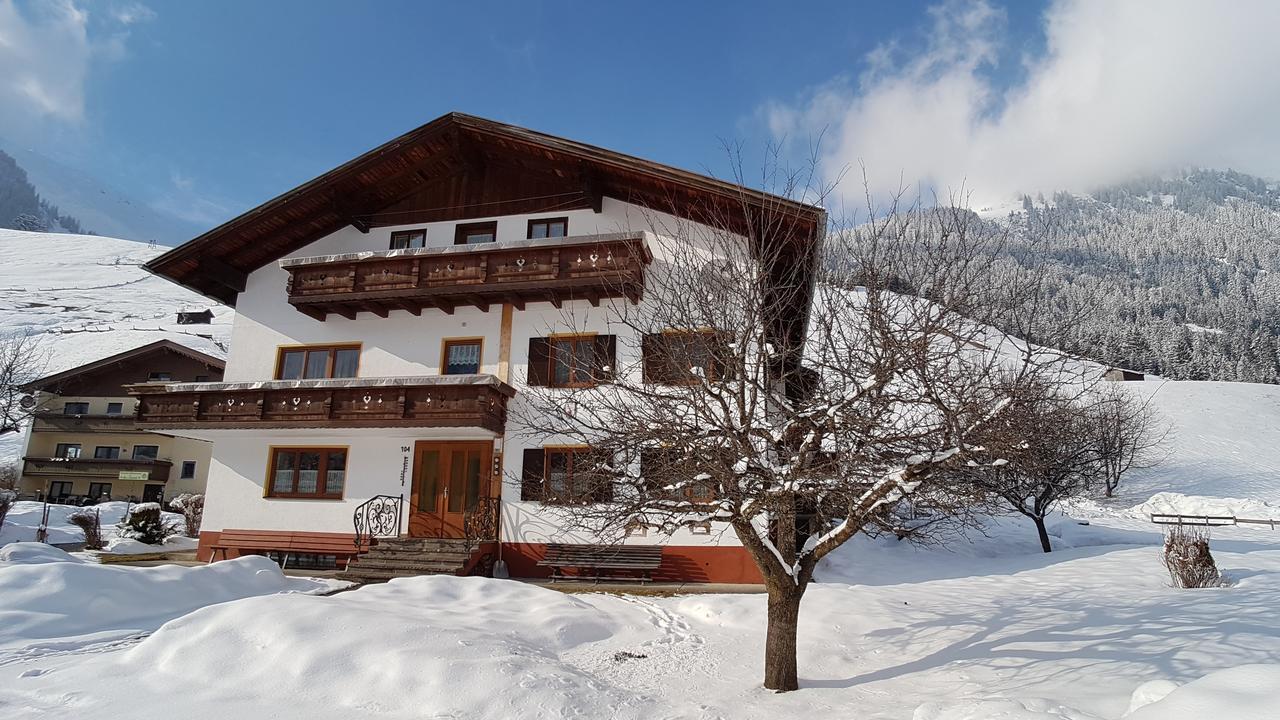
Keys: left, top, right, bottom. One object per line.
{"left": 641, "top": 333, "right": 666, "bottom": 383}
{"left": 521, "top": 448, "right": 545, "bottom": 501}
{"left": 585, "top": 449, "right": 614, "bottom": 503}
{"left": 527, "top": 337, "right": 551, "bottom": 386}
{"left": 711, "top": 332, "right": 735, "bottom": 380}
{"left": 593, "top": 334, "right": 616, "bottom": 382}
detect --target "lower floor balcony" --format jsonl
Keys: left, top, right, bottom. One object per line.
{"left": 129, "top": 375, "right": 515, "bottom": 433}
{"left": 22, "top": 456, "right": 173, "bottom": 483}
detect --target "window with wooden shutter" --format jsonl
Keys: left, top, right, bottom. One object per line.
{"left": 520, "top": 448, "right": 545, "bottom": 501}
{"left": 523, "top": 447, "right": 614, "bottom": 504}
{"left": 640, "top": 447, "right": 718, "bottom": 504}
{"left": 528, "top": 334, "right": 615, "bottom": 387}
{"left": 642, "top": 330, "right": 729, "bottom": 385}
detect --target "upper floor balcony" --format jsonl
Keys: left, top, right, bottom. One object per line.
{"left": 129, "top": 375, "right": 515, "bottom": 433}
{"left": 281, "top": 232, "right": 652, "bottom": 321}
{"left": 31, "top": 411, "right": 143, "bottom": 434}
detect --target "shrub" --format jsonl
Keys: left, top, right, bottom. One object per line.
{"left": 0, "top": 489, "right": 14, "bottom": 532}
{"left": 117, "top": 502, "right": 179, "bottom": 545}
{"left": 169, "top": 493, "right": 204, "bottom": 538}
{"left": 68, "top": 510, "right": 105, "bottom": 550}
{"left": 1162, "top": 525, "right": 1222, "bottom": 589}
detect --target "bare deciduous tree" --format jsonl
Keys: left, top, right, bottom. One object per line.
{"left": 0, "top": 332, "right": 47, "bottom": 436}
{"left": 511, "top": 154, "right": 1075, "bottom": 690}
{"left": 1088, "top": 385, "right": 1168, "bottom": 498}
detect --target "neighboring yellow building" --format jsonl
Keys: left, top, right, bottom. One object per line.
{"left": 18, "top": 340, "right": 225, "bottom": 503}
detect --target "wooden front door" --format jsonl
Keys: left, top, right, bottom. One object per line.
{"left": 408, "top": 441, "right": 492, "bottom": 538}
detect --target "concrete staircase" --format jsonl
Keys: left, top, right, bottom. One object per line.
{"left": 341, "top": 537, "right": 473, "bottom": 584}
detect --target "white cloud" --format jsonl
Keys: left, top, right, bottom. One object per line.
{"left": 0, "top": 0, "right": 153, "bottom": 133}
{"left": 768, "top": 0, "right": 1280, "bottom": 207}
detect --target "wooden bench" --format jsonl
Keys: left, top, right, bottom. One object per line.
{"left": 208, "top": 529, "right": 358, "bottom": 568}
{"left": 537, "top": 544, "right": 663, "bottom": 583}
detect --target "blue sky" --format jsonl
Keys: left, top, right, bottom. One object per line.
{"left": 0, "top": 0, "right": 1046, "bottom": 233}
{"left": 4, "top": 0, "right": 1280, "bottom": 237}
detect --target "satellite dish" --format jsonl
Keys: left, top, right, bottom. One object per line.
{"left": 18, "top": 395, "right": 35, "bottom": 410}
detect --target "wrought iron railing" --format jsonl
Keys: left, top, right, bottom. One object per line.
{"left": 463, "top": 495, "right": 500, "bottom": 551}
{"left": 353, "top": 494, "right": 404, "bottom": 550}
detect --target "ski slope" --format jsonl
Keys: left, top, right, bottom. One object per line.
{"left": 0, "top": 229, "right": 231, "bottom": 460}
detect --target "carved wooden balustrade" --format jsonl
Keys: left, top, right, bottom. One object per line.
{"left": 281, "top": 232, "right": 652, "bottom": 320}
{"left": 129, "top": 376, "right": 515, "bottom": 432}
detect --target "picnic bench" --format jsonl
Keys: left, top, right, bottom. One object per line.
{"left": 537, "top": 544, "right": 664, "bottom": 583}
{"left": 208, "top": 529, "right": 359, "bottom": 568}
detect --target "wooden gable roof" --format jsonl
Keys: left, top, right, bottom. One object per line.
{"left": 145, "top": 112, "right": 827, "bottom": 305}
{"left": 25, "top": 340, "right": 226, "bottom": 394}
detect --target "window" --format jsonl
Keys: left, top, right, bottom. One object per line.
{"left": 275, "top": 345, "right": 360, "bottom": 380}
{"left": 527, "top": 217, "right": 568, "bottom": 239}
{"left": 520, "top": 447, "right": 612, "bottom": 504}
{"left": 442, "top": 339, "right": 482, "bottom": 375}
{"left": 148, "top": 372, "right": 173, "bottom": 382}
{"left": 49, "top": 481, "right": 73, "bottom": 499}
{"left": 195, "top": 375, "right": 210, "bottom": 382}
{"left": 390, "top": 229, "right": 427, "bottom": 250}
{"left": 640, "top": 448, "right": 719, "bottom": 504}
{"left": 87, "top": 482, "right": 112, "bottom": 500}
{"left": 527, "top": 335, "right": 615, "bottom": 388}
{"left": 63, "top": 402, "right": 89, "bottom": 415}
{"left": 267, "top": 447, "right": 347, "bottom": 499}
{"left": 94, "top": 446, "right": 120, "bottom": 459}
{"left": 181, "top": 461, "right": 197, "bottom": 479}
{"left": 132, "top": 445, "right": 160, "bottom": 460}
{"left": 642, "top": 330, "right": 730, "bottom": 384}
{"left": 106, "top": 402, "right": 124, "bottom": 416}
{"left": 55, "top": 443, "right": 81, "bottom": 459}
{"left": 454, "top": 221, "right": 497, "bottom": 245}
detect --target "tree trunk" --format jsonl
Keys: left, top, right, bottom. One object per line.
{"left": 763, "top": 582, "right": 804, "bottom": 691}
{"left": 1033, "top": 515, "right": 1053, "bottom": 553}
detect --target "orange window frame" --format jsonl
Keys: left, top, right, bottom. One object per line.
{"left": 265, "top": 447, "right": 348, "bottom": 499}
{"left": 274, "top": 344, "right": 362, "bottom": 380}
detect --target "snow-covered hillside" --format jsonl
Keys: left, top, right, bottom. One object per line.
{"left": 0, "top": 229, "right": 232, "bottom": 459}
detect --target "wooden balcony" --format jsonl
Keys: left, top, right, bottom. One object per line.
{"left": 281, "top": 232, "right": 652, "bottom": 320}
{"left": 22, "top": 456, "right": 173, "bottom": 482}
{"left": 31, "top": 412, "right": 144, "bottom": 433}
{"left": 128, "top": 375, "right": 515, "bottom": 433}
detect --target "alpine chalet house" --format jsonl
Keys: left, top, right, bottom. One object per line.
{"left": 133, "top": 113, "right": 824, "bottom": 582}
{"left": 19, "top": 340, "right": 225, "bottom": 503}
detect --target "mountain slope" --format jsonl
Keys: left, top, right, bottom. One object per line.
{"left": 987, "top": 169, "right": 1280, "bottom": 384}
{"left": 1, "top": 145, "right": 205, "bottom": 245}
{"left": 0, "top": 228, "right": 232, "bottom": 460}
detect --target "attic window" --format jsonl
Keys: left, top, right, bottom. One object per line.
{"left": 455, "top": 221, "right": 497, "bottom": 245}
{"left": 527, "top": 217, "right": 568, "bottom": 239}
{"left": 148, "top": 372, "right": 173, "bottom": 382}
{"left": 390, "top": 229, "right": 426, "bottom": 250}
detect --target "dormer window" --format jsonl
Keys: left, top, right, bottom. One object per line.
{"left": 455, "top": 221, "right": 497, "bottom": 245}
{"left": 390, "top": 229, "right": 426, "bottom": 250}
{"left": 527, "top": 217, "right": 568, "bottom": 239}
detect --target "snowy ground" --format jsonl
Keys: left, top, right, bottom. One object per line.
{"left": 0, "top": 229, "right": 233, "bottom": 462}
{"left": 0, "top": 500, "right": 188, "bottom": 550}
{"left": 0, "top": 505, "right": 1276, "bottom": 718}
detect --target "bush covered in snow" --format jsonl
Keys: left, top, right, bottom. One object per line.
{"left": 1162, "top": 525, "right": 1221, "bottom": 588}
{"left": 169, "top": 493, "right": 204, "bottom": 538}
{"left": 68, "top": 509, "right": 105, "bottom": 550}
{"left": 0, "top": 488, "right": 14, "bottom": 532}
{"left": 117, "top": 502, "right": 179, "bottom": 545}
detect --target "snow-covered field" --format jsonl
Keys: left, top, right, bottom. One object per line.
{"left": 0, "top": 228, "right": 233, "bottom": 461}
{"left": 1, "top": 380, "right": 1278, "bottom": 720}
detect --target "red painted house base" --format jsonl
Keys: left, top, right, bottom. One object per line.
{"left": 197, "top": 531, "right": 764, "bottom": 584}
{"left": 497, "top": 542, "right": 764, "bottom": 584}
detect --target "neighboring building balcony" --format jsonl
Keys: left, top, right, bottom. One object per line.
{"left": 128, "top": 375, "right": 515, "bottom": 433}
{"left": 281, "top": 232, "right": 653, "bottom": 321}
{"left": 22, "top": 456, "right": 173, "bottom": 482}
{"left": 30, "top": 411, "right": 142, "bottom": 434}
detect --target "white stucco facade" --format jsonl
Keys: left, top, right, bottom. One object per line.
{"left": 190, "top": 197, "right": 747, "bottom": 554}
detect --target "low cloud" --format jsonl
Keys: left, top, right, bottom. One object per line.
{"left": 767, "top": 0, "right": 1280, "bottom": 207}
{"left": 0, "top": 0, "right": 153, "bottom": 134}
